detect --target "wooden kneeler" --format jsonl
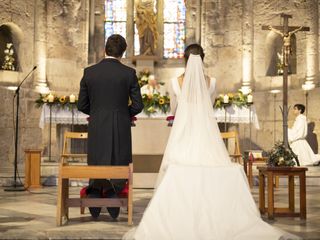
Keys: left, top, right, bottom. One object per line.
{"left": 56, "top": 163, "right": 133, "bottom": 226}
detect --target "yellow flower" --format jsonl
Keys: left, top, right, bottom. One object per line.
{"left": 159, "top": 98, "right": 165, "bottom": 105}
{"left": 59, "top": 96, "right": 66, "bottom": 103}
{"left": 227, "top": 93, "right": 234, "bottom": 98}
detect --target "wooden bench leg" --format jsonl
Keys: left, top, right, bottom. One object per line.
{"left": 288, "top": 175, "right": 295, "bottom": 213}
{"left": 259, "top": 172, "right": 265, "bottom": 214}
{"left": 248, "top": 160, "right": 253, "bottom": 188}
{"left": 300, "top": 172, "right": 307, "bottom": 219}
{"left": 267, "top": 172, "right": 274, "bottom": 220}
{"left": 57, "top": 177, "right": 69, "bottom": 226}
{"left": 80, "top": 195, "right": 85, "bottom": 214}
{"left": 274, "top": 176, "right": 279, "bottom": 188}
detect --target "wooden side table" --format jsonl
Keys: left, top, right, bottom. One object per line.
{"left": 258, "top": 166, "right": 307, "bottom": 220}
{"left": 25, "top": 149, "right": 42, "bottom": 188}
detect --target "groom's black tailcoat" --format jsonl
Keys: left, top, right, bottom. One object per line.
{"left": 78, "top": 58, "right": 143, "bottom": 169}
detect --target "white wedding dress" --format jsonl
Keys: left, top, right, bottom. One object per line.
{"left": 124, "top": 55, "right": 300, "bottom": 240}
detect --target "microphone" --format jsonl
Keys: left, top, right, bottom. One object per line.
{"left": 15, "top": 66, "right": 37, "bottom": 95}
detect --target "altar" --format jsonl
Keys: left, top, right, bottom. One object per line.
{"left": 39, "top": 104, "right": 259, "bottom": 187}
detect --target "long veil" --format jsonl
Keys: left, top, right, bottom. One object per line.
{"left": 156, "top": 54, "right": 232, "bottom": 186}
{"left": 124, "top": 54, "right": 300, "bottom": 240}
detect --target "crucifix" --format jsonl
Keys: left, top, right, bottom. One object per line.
{"left": 262, "top": 13, "right": 309, "bottom": 153}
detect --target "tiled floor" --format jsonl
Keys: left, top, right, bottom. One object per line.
{"left": 0, "top": 186, "right": 319, "bottom": 240}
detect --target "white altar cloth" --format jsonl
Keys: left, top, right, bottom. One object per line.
{"left": 39, "top": 105, "right": 89, "bottom": 129}
{"left": 213, "top": 105, "right": 260, "bottom": 129}
{"left": 39, "top": 105, "right": 259, "bottom": 129}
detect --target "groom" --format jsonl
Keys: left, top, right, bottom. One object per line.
{"left": 77, "top": 34, "right": 143, "bottom": 219}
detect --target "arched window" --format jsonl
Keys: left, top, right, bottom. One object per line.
{"left": 104, "top": 0, "right": 127, "bottom": 40}
{"left": 163, "top": 0, "right": 186, "bottom": 59}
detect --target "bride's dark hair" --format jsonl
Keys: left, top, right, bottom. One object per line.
{"left": 184, "top": 44, "right": 205, "bottom": 63}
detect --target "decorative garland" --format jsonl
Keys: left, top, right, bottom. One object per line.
{"left": 214, "top": 92, "right": 253, "bottom": 109}
{"left": 35, "top": 94, "right": 77, "bottom": 110}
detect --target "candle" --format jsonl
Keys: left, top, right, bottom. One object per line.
{"left": 223, "top": 94, "right": 229, "bottom": 104}
{"left": 48, "top": 93, "right": 54, "bottom": 103}
{"left": 69, "top": 94, "right": 76, "bottom": 103}
{"left": 247, "top": 94, "right": 253, "bottom": 103}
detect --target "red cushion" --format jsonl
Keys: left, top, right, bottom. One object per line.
{"left": 80, "top": 186, "right": 87, "bottom": 198}
{"left": 118, "top": 182, "right": 129, "bottom": 197}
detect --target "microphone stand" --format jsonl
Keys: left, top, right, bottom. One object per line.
{"left": 5, "top": 66, "right": 37, "bottom": 191}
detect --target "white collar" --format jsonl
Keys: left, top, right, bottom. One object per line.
{"left": 105, "top": 56, "right": 118, "bottom": 59}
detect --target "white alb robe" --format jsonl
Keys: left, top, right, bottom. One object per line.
{"left": 288, "top": 114, "right": 320, "bottom": 166}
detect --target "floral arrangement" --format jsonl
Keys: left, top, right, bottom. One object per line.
{"left": 214, "top": 91, "right": 253, "bottom": 109}
{"left": 142, "top": 93, "right": 170, "bottom": 116}
{"left": 35, "top": 93, "right": 77, "bottom": 110}
{"left": 138, "top": 69, "right": 151, "bottom": 87}
{"left": 2, "top": 43, "right": 15, "bottom": 71}
{"left": 266, "top": 142, "right": 298, "bottom": 167}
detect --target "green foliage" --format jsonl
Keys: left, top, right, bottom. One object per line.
{"left": 142, "top": 93, "right": 170, "bottom": 116}
{"left": 266, "top": 142, "right": 297, "bottom": 167}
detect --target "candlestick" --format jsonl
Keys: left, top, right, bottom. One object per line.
{"left": 223, "top": 94, "right": 229, "bottom": 104}
{"left": 69, "top": 94, "right": 76, "bottom": 103}
{"left": 48, "top": 93, "right": 54, "bottom": 103}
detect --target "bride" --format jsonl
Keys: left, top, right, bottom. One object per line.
{"left": 124, "top": 45, "right": 300, "bottom": 240}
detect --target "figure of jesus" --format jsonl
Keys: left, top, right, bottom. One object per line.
{"left": 268, "top": 25, "right": 302, "bottom": 66}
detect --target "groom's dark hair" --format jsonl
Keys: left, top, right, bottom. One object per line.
{"left": 105, "top": 34, "right": 127, "bottom": 58}
{"left": 294, "top": 104, "right": 305, "bottom": 114}
{"left": 184, "top": 44, "right": 205, "bottom": 63}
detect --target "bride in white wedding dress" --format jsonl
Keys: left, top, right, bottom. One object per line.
{"left": 124, "top": 45, "right": 300, "bottom": 240}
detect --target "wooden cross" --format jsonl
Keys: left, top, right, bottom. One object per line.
{"left": 262, "top": 14, "right": 309, "bottom": 155}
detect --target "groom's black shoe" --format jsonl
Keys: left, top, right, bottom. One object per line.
{"left": 107, "top": 206, "right": 120, "bottom": 220}
{"left": 87, "top": 189, "right": 101, "bottom": 219}
{"left": 105, "top": 191, "right": 120, "bottom": 220}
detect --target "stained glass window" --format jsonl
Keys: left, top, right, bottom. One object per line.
{"left": 163, "top": 0, "right": 186, "bottom": 58}
{"left": 104, "top": 0, "right": 127, "bottom": 41}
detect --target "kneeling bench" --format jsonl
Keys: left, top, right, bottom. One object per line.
{"left": 56, "top": 164, "right": 133, "bottom": 226}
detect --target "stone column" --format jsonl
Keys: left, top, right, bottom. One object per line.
{"left": 185, "top": 0, "right": 201, "bottom": 45}
{"left": 126, "top": 0, "right": 134, "bottom": 57}
{"left": 88, "top": 0, "right": 95, "bottom": 64}
{"left": 34, "top": 0, "right": 49, "bottom": 94}
{"left": 305, "top": 0, "right": 319, "bottom": 84}
{"left": 241, "top": 0, "right": 253, "bottom": 90}
{"left": 157, "top": 0, "right": 164, "bottom": 59}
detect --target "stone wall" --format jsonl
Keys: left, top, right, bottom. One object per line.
{"left": 200, "top": 0, "right": 320, "bottom": 152}
{"left": 0, "top": 0, "right": 89, "bottom": 170}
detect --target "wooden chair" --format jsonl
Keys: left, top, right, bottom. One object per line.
{"left": 245, "top": 151, "right": 279, "bottom": 188}
{"left": 56, "top": 132, "right": 133, "bottom": 226}
{"left": 221, "top": 131, "right": 242, "bottom": 164}
{"left": 62, "top": 132, "right": 88, "bottom": 160}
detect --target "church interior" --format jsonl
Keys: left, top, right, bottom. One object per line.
{"left": 0, "top": 0, "right": 320, "bottom": 239}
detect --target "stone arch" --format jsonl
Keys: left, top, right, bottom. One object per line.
{"left": 265, "top": 31, "right": 297, "bottom": 76}
{"left": 0, "top": 22, "right": 24, "bottom": 71}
